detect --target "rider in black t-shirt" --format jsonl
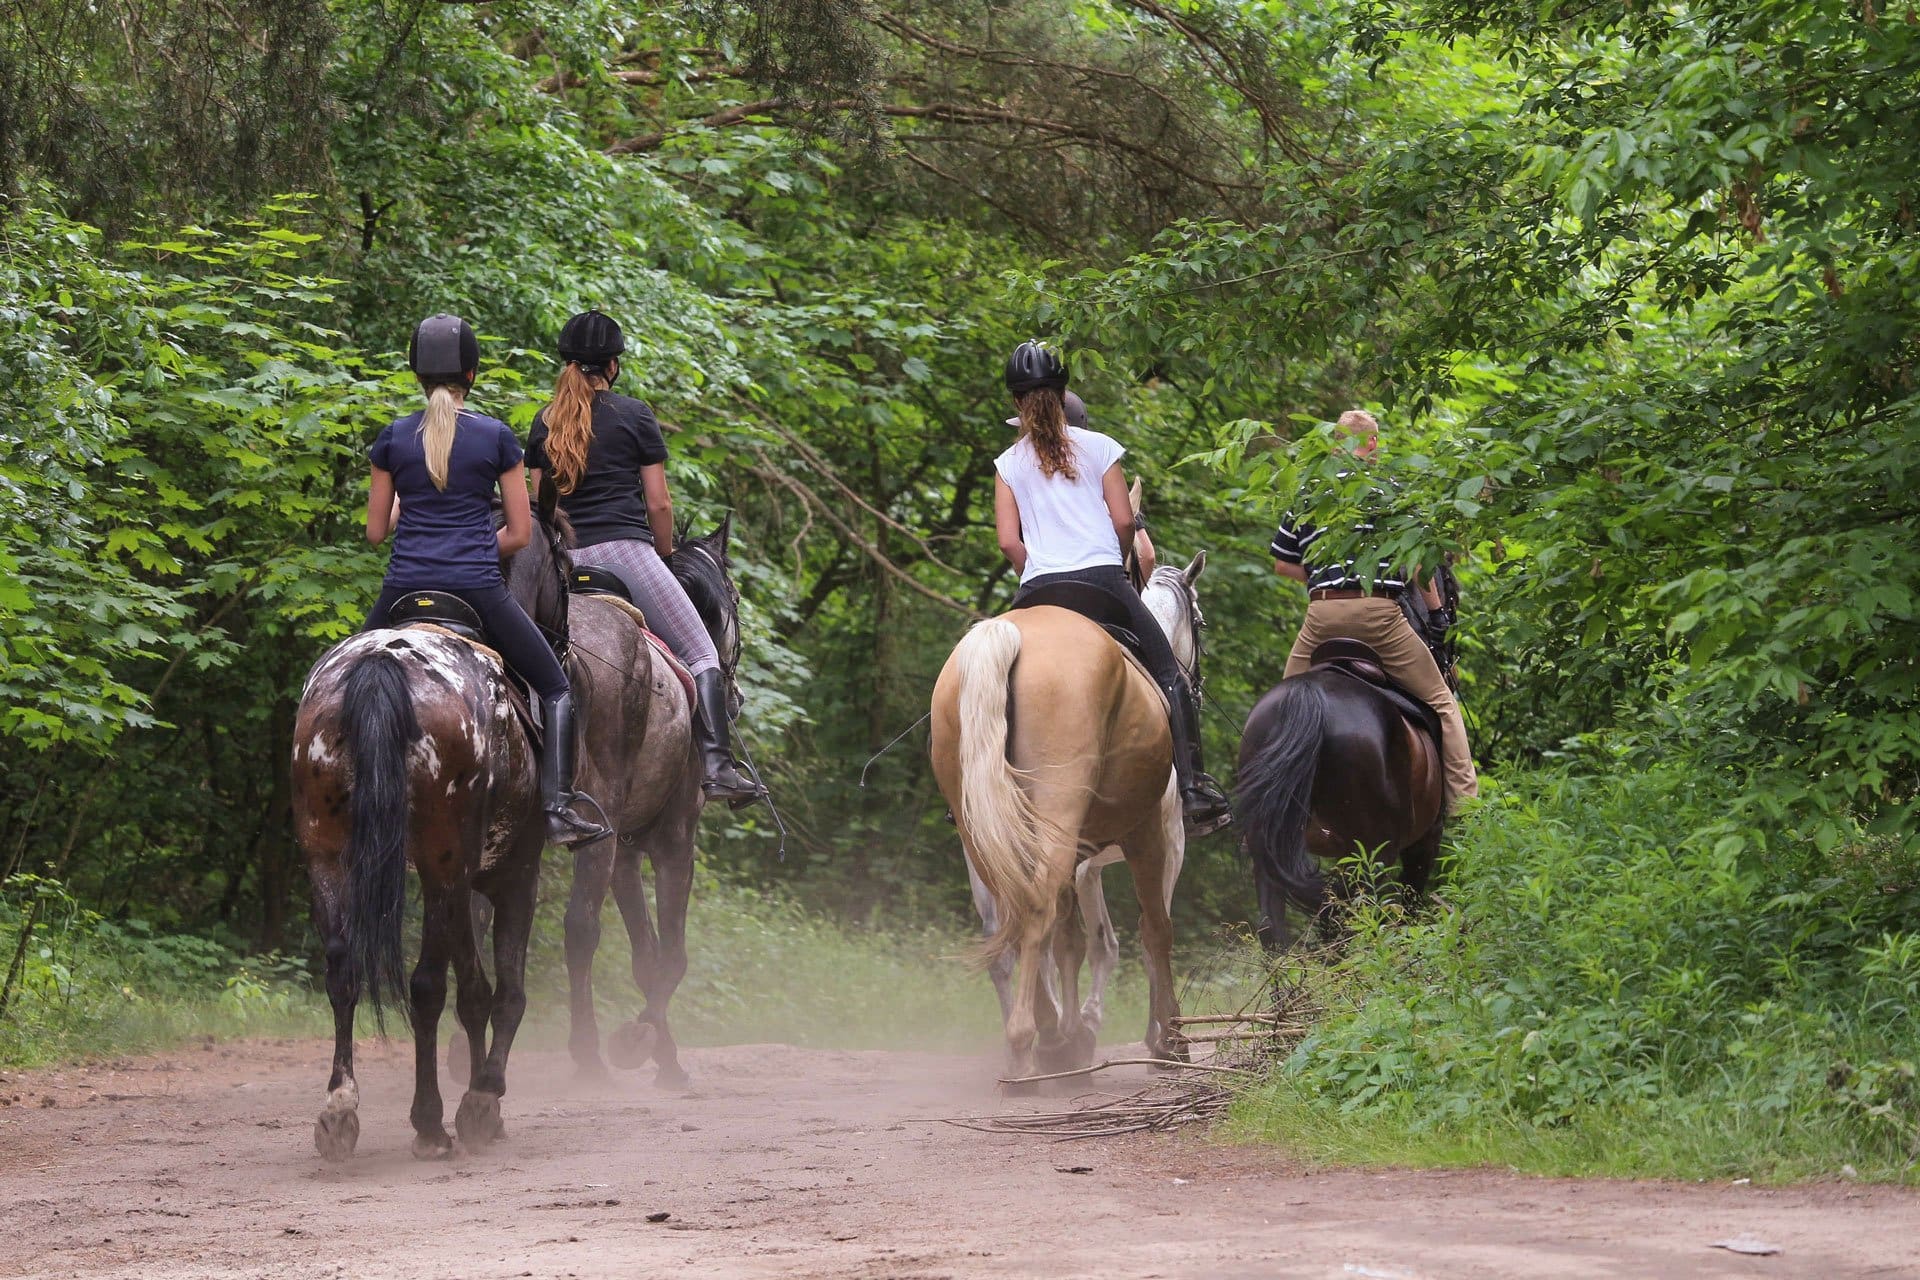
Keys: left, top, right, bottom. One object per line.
{"left": 526, "top": 311, "right": 766, "bottom": 807}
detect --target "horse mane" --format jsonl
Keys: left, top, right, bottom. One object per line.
{"left": 666, "top": 532, "right": 730, "bottom": 635}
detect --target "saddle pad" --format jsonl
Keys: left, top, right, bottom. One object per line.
{"left": 642, "top": 630, "right": 697, "bottom": 710}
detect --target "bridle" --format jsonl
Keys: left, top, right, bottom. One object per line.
{"left": 1145, "top": 565, "right": 1207, "bottom": 705}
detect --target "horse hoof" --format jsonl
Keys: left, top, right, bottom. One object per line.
{"left": 447, "top": 1030, "right": 471, "bottom": 1086}
{"left": 412, "top": 1131, "right": 455, "bottom": 1161}
{"left": 653, "top": 1062, "right": 691, "bottom": 1091}
{"left": 608, "top": 1022, "right": 658, "bottom": 1070}
{"left": 455, "top": 1091, "right": 505, "bottom": 1149}
{"left": 312, "top": 1107, "right": 359, "bottom": 1162}
{"left": 1067, "top": 1025, "right": 1100, "bottom": 1069}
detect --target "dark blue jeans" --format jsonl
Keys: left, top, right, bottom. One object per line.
{"left": 364, "top": 583, "right": 568, "bottom": 698}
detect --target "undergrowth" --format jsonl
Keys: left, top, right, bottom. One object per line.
{"left": 1227, "top": 764, "right": 1920, "bottom": 1182}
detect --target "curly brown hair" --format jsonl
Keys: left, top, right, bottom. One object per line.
{"left": 1015, "top": 387, "right": 1075, "bottom": 480}
{"left": 539, "top": 362, "right": 599, "bottom": 494}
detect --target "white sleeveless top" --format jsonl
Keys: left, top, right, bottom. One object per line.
{"left": 994, "top": 426, "right": 1126, "bottom": 584}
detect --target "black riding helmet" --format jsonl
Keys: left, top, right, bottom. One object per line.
{"left": 409, "top": 313, "right": 479, "bottom": 381}
{"left": 558, "top": 310, "right": 625, "bottom": 370}
{"left": 1003, "top": 340, "right": 1068, "bottom": 395}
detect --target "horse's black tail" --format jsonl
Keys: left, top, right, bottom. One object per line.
{"left": 341, "top": 650, "right": 419, "bottom": 1028}
{"left": 1236, "top": 678, "right": 1328, "bottom": 921}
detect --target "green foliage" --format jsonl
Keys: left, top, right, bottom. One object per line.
{"left": 1232, "top": 766, "right": 1920, "bottom": 1180}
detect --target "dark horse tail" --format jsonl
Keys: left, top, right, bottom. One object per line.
{"left": 341, "top": 650, "right": 419, "bottom": 1026}
{"left": 1236, "top": 678, "right": 1328, "bottom": 918}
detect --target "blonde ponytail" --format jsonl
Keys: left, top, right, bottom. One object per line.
{"left": 540, "top": 362, "right": 599, "bottom": 495}
{"left": 420, "top": 383, "right": 462, "bottom": 491}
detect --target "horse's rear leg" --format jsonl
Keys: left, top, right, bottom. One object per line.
{"left": 1400, "top": 822, "right": 1444, "bottom": 899}
{"left": 564, "top": 838, "right": 617, "bottom": 1077}
{"left": 311, "top": 865, "right": 361, "bottom": 1162}
{"left": 1122, "top": 810, "right": 1185, "bottom": 1063}
{"left": 1072, "top": 856, "right": 1120, "bottom": 1060}
{"left": 968, "top": 860, "right": 1016, "bottom": 1023}
{"left": 461, "top": 857, "right": 536, "bottom": 1148}
{"left": 632, "top": 840, "right": 694, "bottom": 1089}
{"left": 448, "top": 883, "right": 491, "bottom": 1100}
{"left": 408, "top": 884, "right": 455, "bottom": 1159}
{"left": 605, "top": 840, "right": 661, "bottom": 1073}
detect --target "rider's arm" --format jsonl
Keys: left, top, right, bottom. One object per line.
{"left": 641, "top": 463, "right": 674, "bottom": 558}
{"left": 366, "top": 468, "right": 396, "bottom": 544}
{"left": 1100, "top": 463, "right": 1134, "bottom": 552}
{"left": 994, "top": 476, "right": 1026, "bottom": 573}
{"left": 497, "top": 464, "right": 532, "bottom": 557}
{"left": 1273, "top": 558, "right": 1309, "bottom": 586}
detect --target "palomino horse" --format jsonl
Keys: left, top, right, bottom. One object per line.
{"left": 933, "top": 556, "right": 1208, "bottom": 1085}
{"left": 517, "top": 517, "right": 747, "bottom": 1088}
{"left": 1235, "top": 667, "right": 1445, "bottom": 949}
{"left": 967, "top": 559, "right": 1211, "bottom": 1048}
{"left": 291, "top": 508, "right": 569, "bottom": 1161}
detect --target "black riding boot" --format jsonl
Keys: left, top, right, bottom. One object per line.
{"left": 695, "top": 670, "right": 767, "bottom": 809}
{"left": 1166, "top": 679, "right": 1232, "bottom": 837}
{"left": 540, "top": 692, "right": 612, "bottom": 846}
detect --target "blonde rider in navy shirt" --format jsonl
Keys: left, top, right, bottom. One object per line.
{"left": 362, "top": 313, "right": 610, "bottom": 846}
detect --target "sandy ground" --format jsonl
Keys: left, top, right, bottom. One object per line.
{"left": 3, "top": 1037, "right": 1918, "bottom": 1279}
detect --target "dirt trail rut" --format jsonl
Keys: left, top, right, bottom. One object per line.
{"left": 3, "top": 1038, "right": 1917, "bottom": 1279}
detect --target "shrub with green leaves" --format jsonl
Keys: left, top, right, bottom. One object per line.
{"left": 1233, "top": 765, "right": 1920, "bottom": 1181}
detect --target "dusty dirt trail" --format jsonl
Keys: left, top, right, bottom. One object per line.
{"left": 3, "top": 1037, "right": 1917, "bottom": 1279}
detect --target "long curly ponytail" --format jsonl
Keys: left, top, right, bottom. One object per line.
{"left": 541, "top": 362, "right": 598, "bottom": 494}
{"left": 1015, "top": 387, "right": 1076, "bottom": 481}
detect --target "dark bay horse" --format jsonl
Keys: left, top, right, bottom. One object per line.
{"left": 1235, "top": 667, "right": 1445, "bottom": 949}
{"left": 291, "top": 507, "right": 570, "bottom": 1161}
{"left": 501, "top": 514, "right": 746, "bottom": 1088}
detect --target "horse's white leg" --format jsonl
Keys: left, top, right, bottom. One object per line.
{"left": 968, "top": 859, "right": 1016, "bottom": 1023}
{"left": 1075, "top": 850, "right": 1121, "bottom": 1048}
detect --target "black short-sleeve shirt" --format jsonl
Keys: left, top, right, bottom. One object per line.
{"left": 526, "top": 392, "right": 669, "bottom": 548}
{"left": 370, "top": 409, "right": 522, "bottom": 589}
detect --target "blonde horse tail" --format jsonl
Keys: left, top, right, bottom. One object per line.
{"left": 952, "top": 618, "right": 1052, "bottom": 968}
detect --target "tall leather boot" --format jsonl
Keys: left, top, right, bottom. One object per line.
{"left": 540, "top": 692, "right": 612, "bottom": 846}
{"left": 695, "top": 669, "right": 767, "bottom": 809}
{"left": 1166, "top": 679, "right": 1232, "bottom": 837}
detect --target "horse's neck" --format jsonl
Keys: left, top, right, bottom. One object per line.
{"left": 1140, "top": 580, "right": 1194, "bottom": 669}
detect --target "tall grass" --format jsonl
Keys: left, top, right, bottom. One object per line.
{"left": 1228, "top": 765, "right": 1920, "bottom": 1182}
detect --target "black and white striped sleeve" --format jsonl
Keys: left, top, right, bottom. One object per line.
{"left": 1270, "top": 517, "right": 1313, "bottom": 564}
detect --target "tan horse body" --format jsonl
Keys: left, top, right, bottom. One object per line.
{"left": 931, "top": 604, "right": 1186, "bottom": 1085}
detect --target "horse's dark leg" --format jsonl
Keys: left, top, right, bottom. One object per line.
{"left": 631, "top": 831, "right": 695, "bottom": 1089}
{"left": 606, "top": 838, "right": 662, "bottom": 1073}
{"left": 446, "top": 892, "right": 490, "bottom": 1086}
{"left": 311, "top": 864, "right": 361, "bottom": 1162}
{"left": 405, "top": 882, "right": 454, "bottom": 1160}
{"left": 462, "top": 854, "right": 536, "bottom": 1148}
{"left": 1399, "top": 822, "right": 1444, "bottom": 899}
{"left": 564, "top": 837, "right": 616, "bottom": 1077}
{"left": 967, "top": 859, "right": 1016, "bottom": 1023}
{"left": 447, "top": 881, "right": 492, "bottom": 1097}
{"left": 1039, "top": 880, "right": 1089, "bottom": 1073}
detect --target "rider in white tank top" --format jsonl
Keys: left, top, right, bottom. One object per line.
{"left": 993, "top": 426, "right": 1127, "bottom": 583}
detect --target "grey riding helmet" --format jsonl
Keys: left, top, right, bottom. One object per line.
{"left": 1006, "top": 389, "right": 1087, "bottom": 429}
{"left": 408, "top": 313, "right": 479, "bottom": 380}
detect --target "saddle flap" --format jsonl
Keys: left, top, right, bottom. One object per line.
{"left": 387, "top": 590, "right": 486, "bottom": 645}
{"left": 569, "top": 565, "right": 632, "bottom": 603}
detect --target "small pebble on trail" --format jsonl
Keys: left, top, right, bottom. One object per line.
{"left": 1055, "top": 1165, "right": 1094, "bottom": 1174}
{"left": 646, "top": 1212, "right": 671, "bottom": 1223}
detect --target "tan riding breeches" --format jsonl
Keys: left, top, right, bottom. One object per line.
{"left": 1281, "top": 596, "right": 1480, "bottom": 805}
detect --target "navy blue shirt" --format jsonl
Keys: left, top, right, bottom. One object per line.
{"left": 370, "top": 409, "right": 523, "bottom": 589}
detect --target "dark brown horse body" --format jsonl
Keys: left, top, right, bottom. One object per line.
{"left": 1236, "top": 667, "right": 1445, "bottom": 948}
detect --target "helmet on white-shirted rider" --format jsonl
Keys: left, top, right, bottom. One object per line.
{"left": 558, "top": 310, "right": 626, "bottom": 368}
{"left": 408, "top": 313, "right": 479, "bottom": 381}
{"left": 1003, "top": 340, "right": 1068, "bottom": 395}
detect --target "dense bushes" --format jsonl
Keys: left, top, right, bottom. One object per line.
{"left": 1234, "top": 765, "right": 1920, "bottom": 1179}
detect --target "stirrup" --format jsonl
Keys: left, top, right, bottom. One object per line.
{"left": 547, "top": 790, "right": 613, "bottom": 846}
{"left": 1181, "top": 783, "right": 1233, "bottom": 838}
{"left": 702, "top": 759, "right": 768, "bottom": 811}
